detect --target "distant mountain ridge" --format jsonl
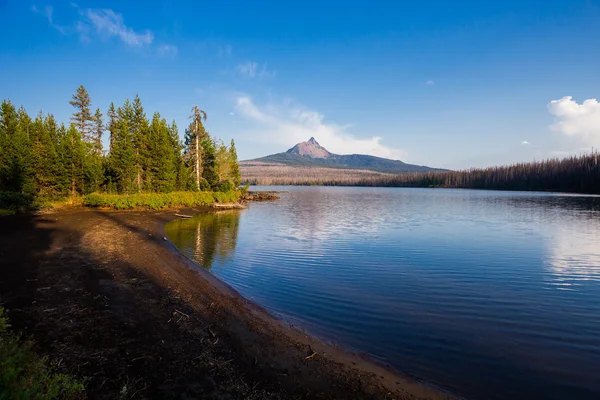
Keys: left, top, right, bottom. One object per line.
{"left": 242, "top": 137, "right": 444, "bottom": 174}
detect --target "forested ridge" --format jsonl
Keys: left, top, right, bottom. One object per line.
{"left": 242, "top": 153, "right": 600, "bottom": 194}
{"left": 0, "top": 85, "right": 241, "bottom": 209}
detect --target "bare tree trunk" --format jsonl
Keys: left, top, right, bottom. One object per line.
{"left": 136, "top": 149, "right": 141, "bottom": 192}
{"left": 71, "top": 131, "right": 75, "bottom": 197}
{"left": 195, "top": 118, "right": 200, "bottom": 190}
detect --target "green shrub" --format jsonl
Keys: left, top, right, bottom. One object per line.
{"left": 83, "top": 191, "right": 241, "bottom": 210}
{"left": 0, "top": 191, "right": 34, "bottom": 211}
{"left": 0, "top": 307, "right": 85, "bottom": 399}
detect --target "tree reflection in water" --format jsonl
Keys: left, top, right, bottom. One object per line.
{"left": 165, "top": 210, "right": 241, "bottom": 270}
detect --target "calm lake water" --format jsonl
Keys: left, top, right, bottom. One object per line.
{"left": 165, "top": 187, "right": 600, "bottom": 400}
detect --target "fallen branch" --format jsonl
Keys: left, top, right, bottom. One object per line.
{"left": 174, "top": 309, "right": 189, "bottom": 318}
{"left": 174, "top": 214, "right": 192, "bottom": 219}
{"left": 304, "top": 351, "right": 317, "bottom": 360}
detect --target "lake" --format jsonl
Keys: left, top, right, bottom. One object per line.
{"left": 165, "top": 187, "right": 600, "bottom": 399}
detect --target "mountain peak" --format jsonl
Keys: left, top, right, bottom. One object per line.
{"left": 286, "top": 137, "right": 332, "bottom": 159}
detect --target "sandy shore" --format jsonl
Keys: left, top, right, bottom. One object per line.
{"left": 0, "top": 208, "right": 451, "bottom": 399}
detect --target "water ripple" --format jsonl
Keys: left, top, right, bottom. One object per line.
{"left": 166, "top": 187, "right": 600, "bottom": 400}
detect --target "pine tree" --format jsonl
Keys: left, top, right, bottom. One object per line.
{"left": 92, "top": 108, "right": 103, "bottom": 156}
{"left": 107, "top": 102, "right": 117, "bottom": 151}
{"left": 131, "top": 95, "right": 149, "bottom": 192}
{"left": 169, "top": 121, "right": 188, "bottom": 191}
{"left": 61, "top": 124, "right": 86, "bottom": 196}
{"left": 109, "top": 107, "right": 135, "bottom": 193}
{"left": 81, "top": 107, "right": 105, "bottom": 193}
{"left": 29, "top": 112, "right": 62, "bottom": 197}
{"left": 201, "top": 135, "right": 218, "bottom": 190}
{"left": 148, "top": 113, "right": 176, "bottom": 192}
{"left": 184, "top": 106, "right": 208, "bottom": 190}
{"left": 69, "top": 85, "right": 94, "bottom": 143}
{"left": 0, "top": 101, "right": 32, "bottom": 193}
{"left": 228, "top": 139, "right": 241, "bottom": 187}
{"left": 214, "top": 140, "right": 232, "bottom": 190}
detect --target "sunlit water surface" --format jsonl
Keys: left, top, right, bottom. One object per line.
{"left": 165, "top": 187, "right": 600, "bottom": 399}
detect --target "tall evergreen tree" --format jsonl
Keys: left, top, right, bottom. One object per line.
{"left": 184, "top": 106, "right": 208, "bottom": 190}
{"left": 215, "top": 140, "right": 231, "bottom": 187}
{"left": 61, "top": 124, "right": 86, "bottom": 196}
{"left": 169, "top": 121, "right": 188, "bottom": 191}
{"left": 107, "top": 102, "right": 117, "bottom": 151}
{"left": 229, "top": 139, "right": 241, "bottom": 187}
{"left": 69, "top": 85, "right": 94, "bottom": 143}
{"left": 201, "top": 135, "right": 218, "bottom": 190}
{"left": 131, "top": 95, "right": 149, "bottom": 192}
{"left": 29, "top": 112, "right": 61, "bottom": 197}
{"left": 109, "top": 107, "right": 136, "bottom": 193}
{"left": 148, "top": 113, "right": 176, "bottom": 192}
{"left": 0, "top": 101, "right": 32, "bottom": 193}
{"left": 92, "top": 108, "right": 104, "bottom": 156}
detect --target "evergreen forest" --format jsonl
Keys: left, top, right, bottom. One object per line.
{"left": 0, "top": 85, "right": 241, "bottom": 208}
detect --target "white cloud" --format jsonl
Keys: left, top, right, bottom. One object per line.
{"left": 30, "top": 4, "right": 67, "bottom": 34}
{"left": 425, "top": 80, "right": 435, "bottom": 86}
{"left": 236, "top": 61, "right": 275, "bottom": 79}
{"left": 82, "top": 8, "right": 153, "bottom": 47}
{"left": 33, "top": 4, "right": 156, "bottom": 48}
{"left": 157, "top": 44, "right": 178, "bottom": 57}
{"left": 548, "top": 96, "right": 600, "bottom": 148}
{"left": 521, "top": 140, "right": 530, "bottom": 145}
{"left": 235, "top": 96, "right": 407, "bottom": 160}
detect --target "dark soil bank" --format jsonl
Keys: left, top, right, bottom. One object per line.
{"left": 0, "top": 209, "right": 448, "bottom": 400}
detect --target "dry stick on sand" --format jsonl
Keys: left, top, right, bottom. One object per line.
{"left": 304, "top": 351, "right": 317, "bottom": 360}
{"left": 174, "top": 309, "right": 190, "bottom": 318}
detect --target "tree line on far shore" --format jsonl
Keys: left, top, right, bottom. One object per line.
{"left": 0, "top": 85, "right": 241, "bottom": 201}
{"left": 242, "top": 153, "right": 600, "bottom": 194}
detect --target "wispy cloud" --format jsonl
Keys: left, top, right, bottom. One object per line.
{"left": 80, "top": 8, "right": 153, "bottom": 46}
{"left": 157, "top": 44, "right": 178, "bottom": 57}
{"left": 425, "top": 80, "right": 435, "bottom": 86}
{"left": 521, "top": 140, "right": 530, "bottom": 145}
{"left": 31, "top": 4, "right": 177, "bottom": 52}
{"left": 31, "top": 4, "right": 68, "bottom": 34}
{"left": 548, "top": 96, "right": 600, "bottom": 148}
{"left": 235, "top": 96, "right": 407, "bottom": 160}
{"left": 236, "top": 61, "right": 275, "bottom": 79}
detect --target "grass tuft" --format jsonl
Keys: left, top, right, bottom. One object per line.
{"left": 0, "top": 306, "right": 85, "bottom": 399}
{"left": 83, "top": 191, "right": 241, "bottom": 210}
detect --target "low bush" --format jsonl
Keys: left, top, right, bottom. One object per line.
{"left": 83, "top": 191, "right": 241, "bottom": 210}
{"left": 0, "top": 307, "right": 85, "bottom": 399}
{"left": 0, "top": 191, "right": 34, "bottom": 211}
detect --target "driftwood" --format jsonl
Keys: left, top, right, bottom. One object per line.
{"left": 174, "top": 213, "right": 192, "bottom": 219}
{"left": 211, "top": 203, "right": 246, "bottom": 209}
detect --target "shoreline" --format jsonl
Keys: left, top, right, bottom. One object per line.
{"left": 0, "top": 207, "right": 451, "bottom": 399}
{"left": 161, "top": 209, "right": 451, "bottom": 400}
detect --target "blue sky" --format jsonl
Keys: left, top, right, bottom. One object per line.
{"left": 1, "top": 0, "right": 599, "bottom": 169}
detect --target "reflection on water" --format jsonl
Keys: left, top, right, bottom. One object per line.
{"left": 545, "top": 217, "right": 600, "bottom": 283}
{"left": 166, "top": 188, "right": 600, "bottom": 400}
{"left": 164, "top": 210, "right": 241, "bottom": 270}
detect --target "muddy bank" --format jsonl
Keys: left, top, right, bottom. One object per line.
{"left": 0, "top": 208, "right": 449, "bottom": 399}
